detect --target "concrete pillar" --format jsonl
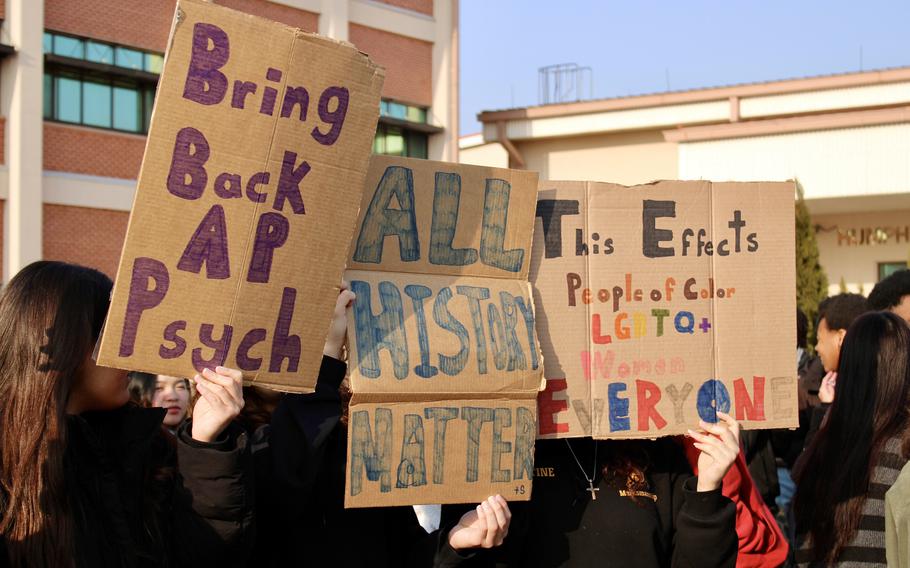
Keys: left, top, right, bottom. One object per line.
{"left": 2, "top": 0, "right": 44, "bottom": 281}
{"left": 319, "top": 0, "right": 349, "bottom": 41}
{"left": 429, "top": 0, "right": 458, "bottom": 162}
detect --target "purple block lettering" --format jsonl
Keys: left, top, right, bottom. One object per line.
{"left": 183, "top": 23, "right": 230, "bottom": 105}
{"left": 246, "top": 172, "right": 270, "bottom": 203}
{"left": 281, "top": 87, "right": 309, "bottom": 121}
{"left": 215, "top": 173, "right": 242, "bottom": 199}
{"left": 274, "top": 151, "right": 309, "bottom": 215}
{"left": 177, "top": 204, "right": 231, "bottom": 279}
{"left": 260, "top": 87, "right": 278, "bottom": 116}
{"left": 167, "top": 127, "right": 210, "bottom": 200}
{"left": 237, "top": 328, "right": 267, "bottom": 371}
{"left": 269, "top": 287, "right": 300, "bottom": 373}
{"left": 160, "top": 320, "right": 187, "bottom": 359}
{"left": 311, "top": 86, "right": 349, "bottom": 145}
{"left": 247, "top": 212, "right": 289, "bottom": 284}
{"left": 192, "top": 324, "right": 234, "bottom": 372}
{"left": 120, "top": 257, "right": 170, "bottom": 357}
{"left": 231, "top": 80, "right": 257, "bottom": 109}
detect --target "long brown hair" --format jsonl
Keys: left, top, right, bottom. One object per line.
{"left": 793, "top": 311, "right": 910, "bottom": 563}
{"left": 0, "top": 261, "right": 112, "bottom": 566}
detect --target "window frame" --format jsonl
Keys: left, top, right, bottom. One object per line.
{"left": 44, "top": 64, "right": 156, "bottom": 134}
{"left": 373, "top": 122, "right": 430, "bottom": 159}
{"left": 44, "top": 31, "right": 163, "bottom": 75}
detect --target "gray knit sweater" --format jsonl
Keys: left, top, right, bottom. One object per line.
{"left": 797, "top": 436, "right": 908, "bottom": 567}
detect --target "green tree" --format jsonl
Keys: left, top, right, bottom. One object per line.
{"left": 795, "top": 180, "right": 828, "bottom": 347}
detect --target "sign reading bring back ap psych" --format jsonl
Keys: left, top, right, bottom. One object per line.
{"left": 344, "top": 156, "right": 542, "bottom": 507}
{"left": 97, "top": 0, "right": 384, "bottom": 392}
{"left": 532, "top": 181, "right": 797, "bottom": 440}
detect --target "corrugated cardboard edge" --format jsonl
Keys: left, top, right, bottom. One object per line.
{"left": 346, "top": 156, "right": 538, "bottom": 280}
{"left": 99, "top": 0, "right": 385, "bottom": 394}
{"left": 97, "top": 0, "right": 185, "bottom": 371}
{"left": 534, "top": 179, "right": 799, "bottom": 439}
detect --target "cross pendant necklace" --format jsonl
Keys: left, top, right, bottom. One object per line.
{"left": 564, "top": 440, "right": 599, "bottom": 500}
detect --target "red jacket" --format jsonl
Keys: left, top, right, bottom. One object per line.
{"left": 683, "top": 438, "right": 789, "bottom": 568}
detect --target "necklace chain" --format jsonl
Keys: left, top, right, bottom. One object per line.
{"left": 564, "top": 439, "right": 600, "bottom": 500}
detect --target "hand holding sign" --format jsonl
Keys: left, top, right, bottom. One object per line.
{"left": 688, "top": 411, "right": 741, "bottom": 492}
{"left": 448, "top": 495, "right": 512, "bottom": 550}
{"left": 191, "top": 366, "right": 245, "bottom": 443}
{"left": 324, "top": 283, "right": 355, "bottom": 359}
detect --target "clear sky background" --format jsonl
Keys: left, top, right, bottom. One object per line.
{"left": 459, "top": 0, "right": 910, "bottom": 135}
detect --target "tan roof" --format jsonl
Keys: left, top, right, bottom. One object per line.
{"left": 478, "top": 65, "right": 910, "bottom": 123}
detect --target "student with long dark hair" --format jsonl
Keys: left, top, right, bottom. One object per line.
{"left": 0, "top": 261, "right": 254, "bottom": 567}
{"left": 793, "top": 311, "right": 910, "bottom": 566}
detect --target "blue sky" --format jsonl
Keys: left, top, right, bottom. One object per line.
{"left": 459, "top": 0, "right": 910, "bottom": 134}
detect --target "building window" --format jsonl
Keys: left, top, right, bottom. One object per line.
{"left": 374, "top": 100, "right": 431, "bottom": 159}
{"left": 373, "top": 124, "right": 429, "bottom": 159}
{"left": 44, "top": 70, "right": 157, "bottom": 133}
{"left": 381, "top": 100, "right": 428, "bottom": 124}
{"left": 86, "top": 41, "right": 114, "bottom": 65}
{"left": 43, "top": 32, "right": 163, "bottom": 74}
{"left": 42, "top": 32, "right": 161, "bottom": 134}
{"left": 879, "top": 262, "right": 909, "bottom": 281}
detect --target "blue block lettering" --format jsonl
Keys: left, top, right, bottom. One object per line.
{"left": 353, "top": 166, "right": 420, "bottom": 264}
{"left": 351, "top": 280, "right": 409, "bottom": 379}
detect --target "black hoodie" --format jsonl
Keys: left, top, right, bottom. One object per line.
{"left": 249, "top": 356, "right": 463, "bottom": 567}
{"left": 439, "top": 437, "right": 737, "bottom": 568}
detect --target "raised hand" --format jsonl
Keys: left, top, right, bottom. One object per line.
{"left": 448, "top": 495, "right": 511, "bottom": 551}
{"left": 190, "top": 366, "right": 244, "bottom": 443}
{"left": 688, "top": 411, "right": 741, "bottom": 492}
{"left": 819, "top": 371, "right": 837, "bottom": 404}
{"left": 324, "top": 282, "right": 356, "bottom": 359}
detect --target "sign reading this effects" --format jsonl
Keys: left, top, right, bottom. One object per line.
{"left": 531, "top": 181, "right": 797, "bottom": 439}
{"left": 344, "top": 156, "right": 543, "bottom": 507}
{"left": 97, "top": 0, "right": 384, "bottom": 392}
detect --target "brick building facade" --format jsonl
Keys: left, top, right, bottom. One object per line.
{"left": 0, "top": 0, "right": 458, "bottom": 280}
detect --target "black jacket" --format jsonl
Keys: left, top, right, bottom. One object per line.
{"left": 249, "top": 356, "right": 458, "bottom": 567}
{"left": 1, "top": 405, "right": 254, "bottom": 567}
{"left": 440, "top": 437, "right": 738, "bottom": 568}
{"left": 740, "top": 429, "right": 779, "bottom": 510}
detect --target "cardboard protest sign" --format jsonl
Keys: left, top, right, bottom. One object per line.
{"left": 97, "top": 0, "right": 384, "bottom": 392}
{"left": 344, "top": 156, "right": 542, "bottom": 507}
{"left": 531, "top": 181, "right": 797, "bottom": 439}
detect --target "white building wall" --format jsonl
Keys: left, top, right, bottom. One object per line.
{"left": 740, "top": 81, "right": 910, "bottom": 119}
{"left": 678, "top": 123, "right": 910, "bottom": 201}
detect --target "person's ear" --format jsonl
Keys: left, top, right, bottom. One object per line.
{"left": 836, "top": 328, "right": 847, "bottom": 348}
